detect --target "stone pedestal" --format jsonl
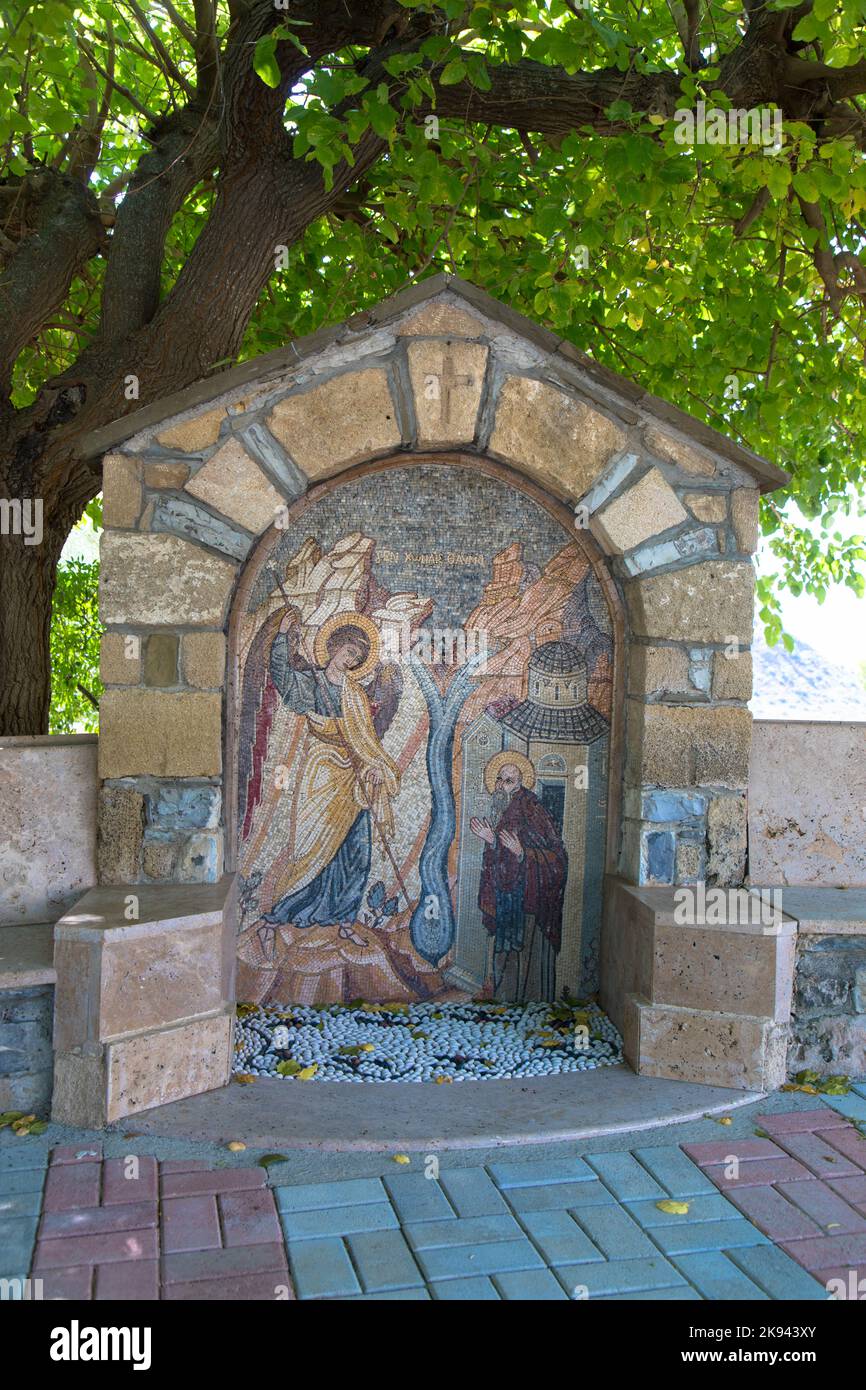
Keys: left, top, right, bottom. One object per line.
{"left": 51, "top": 878, "right": 236, "bottom": 1126}
{"left": 600, "top": 878, "right": 795, "bottom": 1090}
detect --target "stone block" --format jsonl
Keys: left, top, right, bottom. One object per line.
{"left": 731, "top": 488, "right": 760, "bottom": 553}
{"left": 624, "top": 996, "right": 788, "bottom": 1090}
{"left": 627, "top": 703, "right": 751, "bottom": 789}
{"left": 100, "top": 632, "right": 140, "bottom": 685}
{"left": 142, "top": 834, "right": 178, "bottom": 881}
{"left": 0, "top": 1068, "right": 53, "bottom": 1112}
{"left": 143, "top": 633, "right": 178, "bottom": 687}
{"left": 788, "top": 1012, "right": 866, "bottom": 1076}
{"left": 398, "top": 303, "right": 484, "bottom": 336}
{"left": 182, "top": 632, "right": 226, "bottom": 689}
{"left": 598, "top": 879, "right": 655, "bottom": 1032}
{"left": 106, "top": 1011, "right": 233, "bottom": 1121}
{"left": 685, "top": 492, "right": 727, "bottom": 523}
{"left": 628, "top": 645, "right": 691, "bottom": 699}
{"left": 707, "top": 794, "right": 748, "bottom": 885}
{"left": 97, "top": 786, "right": 144, "bottom": 884}
{"left": 489, "top": 377, "right": 628, "bottom": 500}
{"left": 143, "top": 460, "right": 190, "bottom": 490}
{"left": 0, "top": 986, "right": 54, "bottom": 1075}
{"left": 407, "top": 340, "right": 487, "bottom": 447}
{"left": 626, "top": 561, "right": 754, "bottom": 644}
{"left": 641, "top": 791, "right": 707, "bottom": 823}
{"left": 98, "top": 692, "right": 222, "bottom": 778}
{"left": 150, "top": 494, "right": 252, "bottom": 561}
{"left": 185, "top": 437, "right": 285, "bottom": 534}
{"left": 102, "top": 455, "right": 142, "bottom": 528}
{"left": 593, "top": 468, "right": 687, "bottom": 553}
{"left": 100, "top": 532, "right": 237, "bottom": 627}
{"left": 146, "top": 785, "right": 221, "bottom": 831}
{"left": 177, "top": 831, "right": 223, "bottom": 883}
{"left": 645, "top": 426, "right": 716, "bottom": 477}
{"left": 652, "top": 926, "right": 794, "bottom": 1020}
{"left": 623, "top": 526, "right": 719, "bottom": 576}
{"left": 712, "top": 650, "right": 752, "bottom": 701}
{"left": 267, "top": 369, "right": 401, "bottom": 478}
{"left": 157, "top": 407, "right": 226, "bottom": 453}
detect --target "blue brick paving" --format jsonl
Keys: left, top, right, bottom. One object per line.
{"left": 274, "top": 1142, "right": 828, "bottom": 1301}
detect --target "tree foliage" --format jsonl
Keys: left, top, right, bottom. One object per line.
{"left": 1, "top": 0, "right": 865, "bottom": 733}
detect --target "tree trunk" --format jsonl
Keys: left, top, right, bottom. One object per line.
{"left": 0, "top": 512, "right": 70, "bottom": 735}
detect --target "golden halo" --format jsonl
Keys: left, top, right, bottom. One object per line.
{"left": 483, "top": 750, "right": 536, "bottom": 794}
{"left": 313, "top": 611, "right": 380, "bottom": 681}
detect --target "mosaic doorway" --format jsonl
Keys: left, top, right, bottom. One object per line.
{"left": 229, "top": 458, "right": 620, "bottom": 1007}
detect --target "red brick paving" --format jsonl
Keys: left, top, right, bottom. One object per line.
{"left": 685, "top": 1111, "right": 866, "bottom": 1291}
{"left": 28, "top": 1153, "right": 294, "bottom": 1300}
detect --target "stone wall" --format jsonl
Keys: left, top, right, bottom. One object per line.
{"left": 749, "top": 720, "right": 866, "bottom": 887}
{"left": 789, "top": 931, "right": 866, "bottom": 1075}
{"left": 0, "top": 734, "right": 97, "bottom": 926}
{"left": 97, "top": 286, "right": 761, "bottom": 907}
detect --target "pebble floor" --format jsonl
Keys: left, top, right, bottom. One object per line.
{"left": 233, "top": 1000, "right": 623, "bottom": 1083}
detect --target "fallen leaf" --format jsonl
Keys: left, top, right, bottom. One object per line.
{"left": 258, "top": 1153, "right": 289, "bottom": 1168}
{"left": 234, "top": 1073, "right": 257, "bottom": 1084}
{"left": 297, "top": 1064, "right": 318, "bottom": 1080}
{"left": 656, "top": 1199, "right": 690, "bottom": 1216}
{"left": 715, "top": 1116, "right": 733, "bottom": 1126}
{"left": 227, "top": 1141, "right": 246, "bottom": 1152}
{"left": 393, "top": 1154, "right": 411, "bottom": 1165}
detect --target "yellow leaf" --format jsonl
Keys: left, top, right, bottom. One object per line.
{"left": 360, "top": 1044, "right": 375, "bottom": 1053}
{"left": 435, "top": 1075, "right": 453, "bottom": 1084}
{"left": 14, "top": 1127, "right": 31, "bottom": 1137}
{"left": 715, "top": 1116, "right": 733, "bottom": 1126}
{"left": 393, "top": 1154, "right": 411, "bottom": 1165}
{"left": 234, "top": 1073, "right": 257, "bottom": 1084}
{"left": 297, "top": 1064, "right": 318, "bottom": 1080}
{"left": 227, "top": 1141, "right": 246, "bottom": 1152}
{"left": 656, "top": 1199, "right": 690, "bottom": 1216}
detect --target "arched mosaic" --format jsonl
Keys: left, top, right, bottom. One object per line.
{"left": 231, "top": 460, "right": 617, "bottom": 1007}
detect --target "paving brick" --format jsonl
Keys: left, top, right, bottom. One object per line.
{"left": 584, "top": 1152, "right": 666, "bottom": 1201}
{"left": 344, "top": 1287, "right": 431, "bottom": 1301}
{"left": 161, "top": 1195, "right": 221, "bottom": 1254}
{"left": 165, "top": 1272, "right": 292, "bottom": 1301}
{"left": 220, "top": 1188, "right": 282, "bottom": 1247}
{"left": 572, "top": 1204, "right": 659, "bottom": 1260}
{"left": 430, "top": 1276, "right": 500, "bottom": 1300}
{"left": 727, "top": 1244, "right": 827, "bottom": 1300}
{"left": 94, "top": 1259, "right": 160, "bottom": 1301}
{"left": 37, "top": 1265, "right": 94, "bottom": 1300}
{"left": 554, "top": 1256, "right": 686, "bottom": 1298}
{"left": 50, "top": 1144, "right": 103, "bottom": 1165}
{"left": 0, "top": 1189, "right": 43, "bottom": 1218}
{"left": 33, "top": 1227, "right": 158, "bottom": 1270}
{"left": 625, "top": 1194, "right": 739, "bottom": 1228}
{"left": 102, "top": 1156, "right": 158, "bottom": 1205}
{"left": 772, "top": 1130, "right": 862, "bottom": 1179}
{"left": 815, "top": 1094, "right": 866, "bottom": 1123}
{"left": 672, "top": 1250, "right": 768, "bottom": 1301}
{"left": 649, "top": 1218, "right": 769, "bottom": 1257}
{"left": 415, "top": 1237, "right": 544, "bottom": 1282}
{"left": 160, "top": 1167, "right": 266, "bottom": 1199}
{"left": 40, "top": 1201, "right": 157, "bottom": 1240}
{"left": 493, "top": 1268, "right": 568, "bottom": 1300}
{"left": 0, "top": 1168, "right": 46, "bottom": 1196}
{"left": 604, "top": 1286, "right": 702, "bottom": 1300}
{"left": 776, "top": 1178, "right": 866, "bottom": 1234}
{"left": 811, "top": 1265, "right": 866, "bottom": 1299}
{"left": 159, "top": 1159, "right": 209, "bottom": 1173}
{"left": 438, "top": 1168, "right": 509, "bottom": 1217}
{"left": 273, "top": 1177, "right": 386, "bottom": 1212}
{"left": 487, "top": 1156, "right": 595, "bottom": 1188}
{"left": 815, "top": 1126, "right": 866, "bottom": 1170}
{"left": 383, "top": 1172, "right": 455, "bottom": 1223}
{"left": 0, "top": 1146, "right": 50, "bottom": 1173}
{"left": 703, "top": 1157, "right": 812, "bottom": 1190}
{"left": 43, "top": 1161, "right": 101, "bottom": 1211}
{"left": 287, "top": 1237, "right": 360, "bottom": 1299}
{"left": 517, "top": 1209, "right": 604, "bottom": 1265}
{"left": 756, "top": 1108, "right": 848, "bottom": 1135}
{"left": 779, "top": 1231, "right": 866, "bottom": 1271}
{"left": 826, "top": 1174, "right": 866, "bottom": 1215}
{"left": 0, "top": 1215, "right": 39, "bottom": 1271}
{"left": 504, "top": 1181, "right": 611, "bottom": 1214}
{"left": 346, "top": 1229, "right": 425, "bottom": 1292}
{"left": 631, "top": 1145, "right": 718, "bottom": 1196}
{"left": 279, "top": 1201, "right": 398, "bottom": 1240}
{"left": 162, "top": 1241, "right": 287, "bottom": 1285}
{"left": 404, "top": 1214, "right": 522, "bottom": 1250}
{"left": 681, "top": 1139, "right": 785, "bottom": 1166}
{"left": 723, "top": 1185, "right": 823, "bottom": 1243}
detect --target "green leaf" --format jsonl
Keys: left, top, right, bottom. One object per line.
{"left": 253, "top": 34, "right": 280, "bottom": 89}
{"left": 439, "top": 59, "right": 467, "bottom": 86}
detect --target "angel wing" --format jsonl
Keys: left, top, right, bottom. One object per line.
{"left": 238, "top": 605, "right": 310, "bottom": 841}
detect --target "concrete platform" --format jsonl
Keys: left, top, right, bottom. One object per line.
{"left": 116, "top": 1063, "right": 762, "bottom": 1152}
{"left": 0, "top": 922, "right": 56, "bottom": 988}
